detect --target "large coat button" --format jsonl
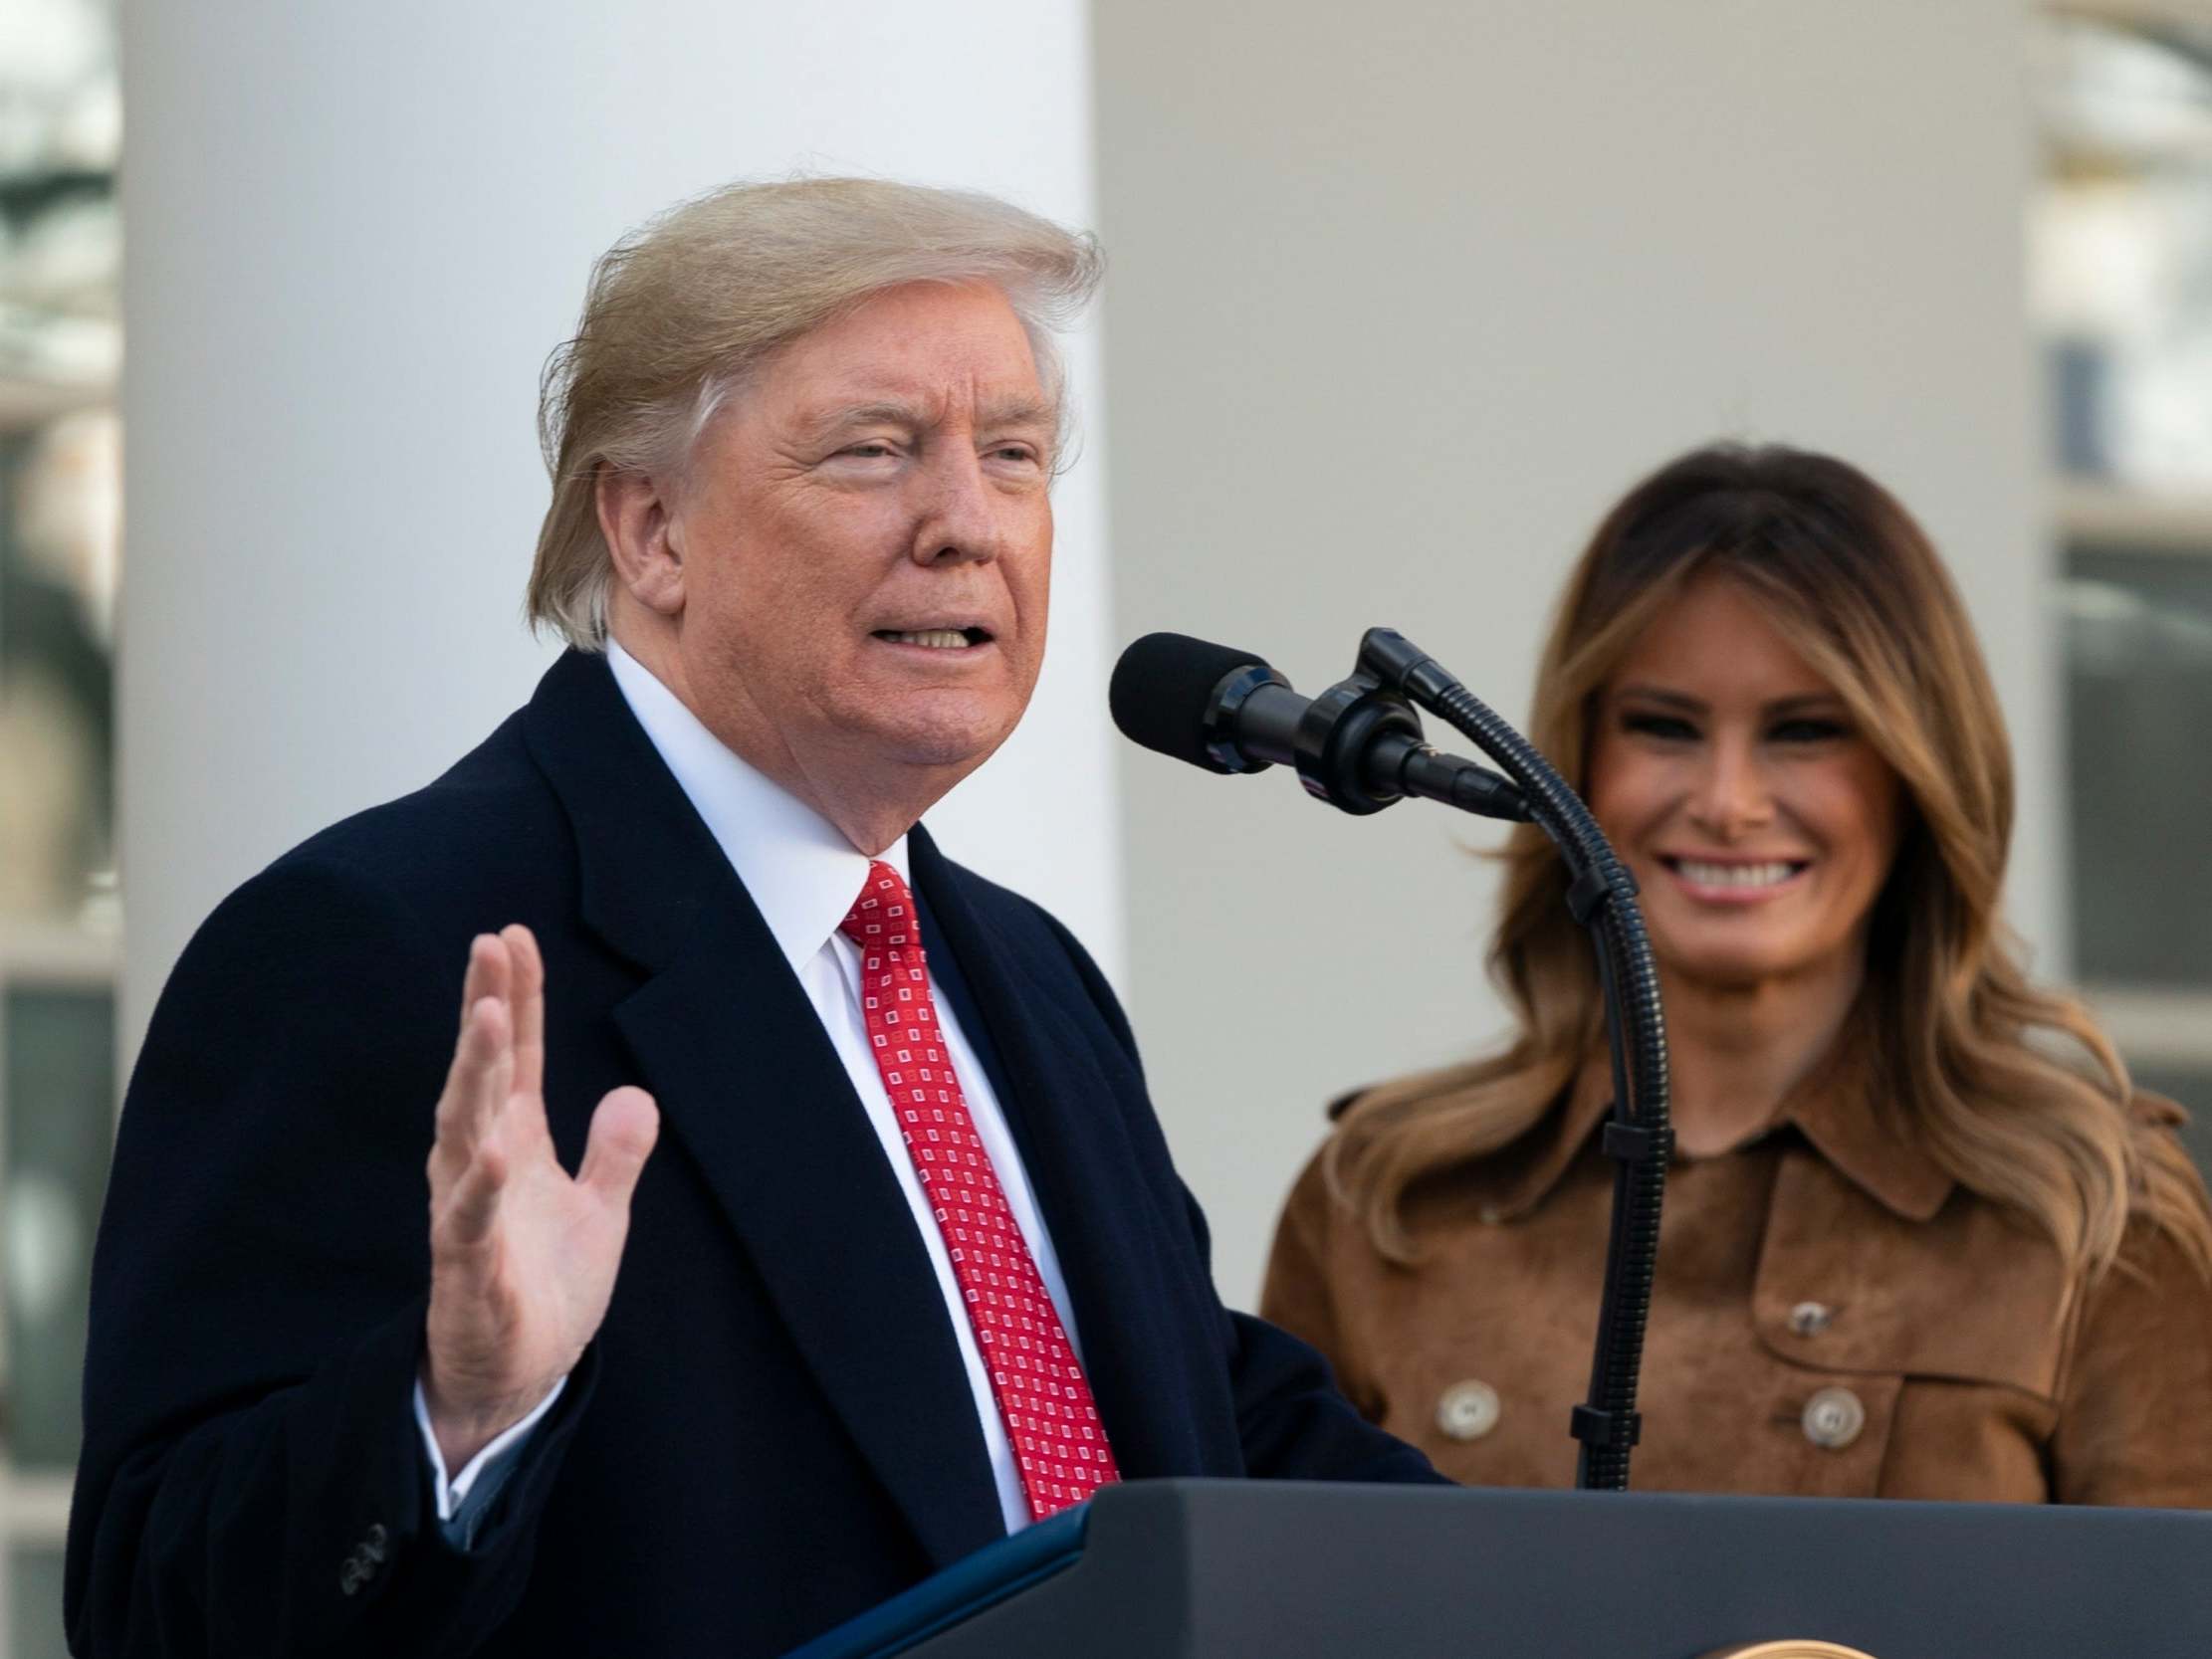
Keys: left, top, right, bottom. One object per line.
{"left": 1801, "top": 1386, "right": 1866, "bottom": 1450}
{"left": 1437, "top": 1379, "right": 1501, "bottom": 1442}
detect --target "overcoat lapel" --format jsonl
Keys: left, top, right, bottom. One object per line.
{"left": 522, "top": 651, "right": 1003, "bottom": 1568}
{"left": 909, "top": 829, "right": 1215, "bottom": 1481}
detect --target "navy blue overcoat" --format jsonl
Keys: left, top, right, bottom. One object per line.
{"left": 68, "top": 650, "right": 1436, "bottom": 1658}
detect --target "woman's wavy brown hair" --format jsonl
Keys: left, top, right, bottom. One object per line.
{"left": 1328, "top": 442, "right": 2212, "bottom": 1280}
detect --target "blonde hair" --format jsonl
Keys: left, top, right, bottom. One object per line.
{"left": 529, "top": 176, "right": 1103, "bottom": 648}
{"left": 1329, "top": 443, "right": 2212, "bottom": 1281}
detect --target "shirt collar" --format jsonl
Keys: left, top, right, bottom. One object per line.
{"left": 1490, "top": 1001, "right": 1954, "bottom": 1223}
{"left": 604, "top": 640, "right": 908, "bottom": 972}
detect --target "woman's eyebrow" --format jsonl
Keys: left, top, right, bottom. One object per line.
{"left": 1613, "top": 685, "right": 1704, "bottom": 713}
{"left": 1761, "top": 693, "right": 1848, "bottom": 717}
{"left": 1612, "top": 686, "right": 1847, "bottom": 718}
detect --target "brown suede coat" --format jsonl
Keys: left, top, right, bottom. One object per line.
{"left": 1262, "top": 1034, "right": 2212, "bottom": 1505}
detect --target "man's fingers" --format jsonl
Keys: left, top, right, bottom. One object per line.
{"left": 455, "top": 933, "right": 488, "bottom": 1031}
{"left": 578, "top": 1087, "right": 660, "bottom": 1211}
{"left": 437, "top": 938, "right": 504, "bottom": 1161}
{"left": 434, "top": 996, "right": 512, "bottom": 1168}
{"left": 440, "top": 978, "right": 499, "bottom": 1095}
{"left": 482, "top": 997, "right": 517, "bottom": 1135}
{"left": 458, "top": 933, "right": 509, "bottom": 1033}
{"left": 436, "top": 997, "right": 495, "bottom": 1139}
{"left": 503, "top": 924, "right": 547, "bottom": 1101}
{"left": 441, "top": 1139, "right": 510, "bottom": 1247}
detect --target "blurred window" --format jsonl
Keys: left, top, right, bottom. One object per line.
{"left": 2036, "top": 7, "right": 2212, "bottom": 1171}
{"left": 0, "top": 1, "right": 118, "bottom": 1652}
{"left": 2066, "top": 549, "right": 2212, "bottom": 984}
{"left": 2033, "top": 12, "right": 2212, "bottom": 490}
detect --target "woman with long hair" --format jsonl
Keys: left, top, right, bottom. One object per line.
{"left": 1262, "top": 443, "right": 2212, "bottom": 1503}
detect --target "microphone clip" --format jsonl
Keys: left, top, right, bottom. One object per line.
{"left": 1290, "top": 669, "right": 1426, "bottom": 816}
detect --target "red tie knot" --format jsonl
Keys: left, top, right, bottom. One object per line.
{"left": 839, "top": 860, "right": 920, "bottom": 953}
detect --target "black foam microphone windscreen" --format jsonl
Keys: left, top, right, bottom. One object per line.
{"left": 1108, "top": 632, "right": 1274, "bottom": 772}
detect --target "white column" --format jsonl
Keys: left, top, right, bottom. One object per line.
{"left": 119, "top": 2, "right": 1118, "bottom": 1060}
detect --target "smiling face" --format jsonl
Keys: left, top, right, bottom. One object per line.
{"left": 657, "top": 280, "right": 1056, "bottom": 804}
{"left": 1586, "top": 573, "right": 1906, "bottom": 996}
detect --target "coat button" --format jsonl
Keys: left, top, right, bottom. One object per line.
{"left": 1788, "top": 1301, "right": 1834, "bottom": 1337}
{"left": 1437, "top": 1379, "right": 1501, "bottom": 1442}
{"left": 338, "top": 1522, "right": 389, "bottom": 1595}
{"left": 1801, "top": 1386, "right": 1866, "bottom": 1450}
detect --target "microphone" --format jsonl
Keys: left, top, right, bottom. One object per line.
{"left": 1110, "top": 632, "right": 1528, "bottom": 820}
{"left": 1116, "top": 626, "right": 1665, "bottom": 1492}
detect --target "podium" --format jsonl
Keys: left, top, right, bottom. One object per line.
{"left": 784, "top": 1479, "right": 2212, "bottom": 1658}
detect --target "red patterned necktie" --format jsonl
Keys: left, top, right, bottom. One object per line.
{"left": 838, "top": 860, "right": 1120, "bottom": 1521}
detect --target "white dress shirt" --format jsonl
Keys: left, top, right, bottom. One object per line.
{"left": 418, "top": 641, "right": 1083, "bottom": 1537}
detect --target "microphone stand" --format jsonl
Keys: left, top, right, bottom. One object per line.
{"left": 1303, "top": 627, "right": 1673, "bottom": 1492}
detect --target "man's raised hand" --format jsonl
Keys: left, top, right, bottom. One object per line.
{"left": 421, "top": 925, "right": 659, "bottom": 1472}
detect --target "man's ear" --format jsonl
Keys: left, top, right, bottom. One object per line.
{"left": 595, "top": 463, "right": 686, "bottom": 618}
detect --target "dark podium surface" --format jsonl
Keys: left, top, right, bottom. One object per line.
{"left": 786, "top": 1478, "right": 2212, "bottom": 1658}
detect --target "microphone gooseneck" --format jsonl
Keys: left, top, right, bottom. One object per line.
{"left": 1110, "top": 625, "right": 1669, "bottom": 1492}
{"left": 1357, "top": 626, "right": 1670, "bottom": 1493}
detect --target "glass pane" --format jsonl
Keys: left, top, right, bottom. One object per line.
{"left": 2031, "top": 18, "right": 2212, "bottom": 489}
{"left": 8, "top": 1545, "right": 66, "bottom": 1659}
{"left": 2, "top": 983, "right": 111, "bottom": 1471}
{"left": 2065, "top": 547, "right": 2212, "bottom": 985}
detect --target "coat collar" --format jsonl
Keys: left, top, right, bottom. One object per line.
{"left": 1486, "top": 1001, "right": 1954, "bottom": 1224}
{"left": 519, "top": 648, "right": 1005, "bottom": 1568}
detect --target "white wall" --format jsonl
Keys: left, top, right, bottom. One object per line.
{"left": 118, "top": 1, "right": 1119, "bottom": 1061}
{"left": 1095, "top": 0, "right": 2048, "bottom": 1304}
